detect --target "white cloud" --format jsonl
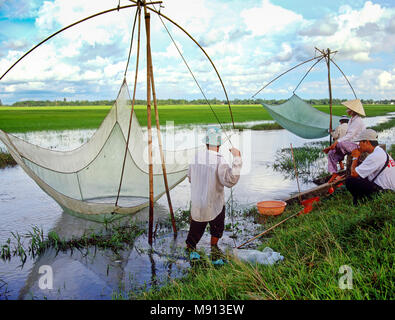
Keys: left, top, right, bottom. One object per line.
{"left": 299, "top": 1, "right": 395, "bottom": 62}
{"left": 241, "top": 0, "right": 304, "bottom": 36}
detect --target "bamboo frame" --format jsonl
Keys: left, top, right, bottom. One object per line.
{"left": 326, "top": 48, "right": 333, "bottom": 144}
{"left": 115, "top": 5, "right": 142, "bottom": 208}
{"left": 144, "top": 7, "right": 155, "bottom": 246}
{"left": 148, "top": 45, "right": 178, "bottom": 236}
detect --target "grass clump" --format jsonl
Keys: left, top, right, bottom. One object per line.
{"left": 272, "top": 141, "right": 329, "bottom": 182}
{"left": 0, "top": 151, "right": 16, "bottom": 168}
{"left": 139, "top": 190, "right": 394, "bottom": 300}
{"left": 0, "top": 223, "right": 144, "bottom": 264}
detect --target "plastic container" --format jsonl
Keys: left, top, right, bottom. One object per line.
{"left": 256, "top": 200, "right": 287, "bottom": 216}
{"left": 232, "top": 247, "right": 284, "bottom": 265}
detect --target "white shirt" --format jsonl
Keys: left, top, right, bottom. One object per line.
{"left": 356, "top": 146, "right": 395, "bottom": 191}
{"left": 331, "top": 123, "right": 348, "bottom": 140}
{"left": 337, "top": 115, "right": 365, "bottom": 143}
{"left": 188, "top": 149, "right": 242, "bottom": 222}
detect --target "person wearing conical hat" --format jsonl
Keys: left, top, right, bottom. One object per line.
{"left": 186, "top": 125, "right": 242, "bottom": 264}
{"left": 323, "top": 99, "right": 366, "bottom": 176}
{"left": 346, "top": 129, "right": 395, "bottom": 205}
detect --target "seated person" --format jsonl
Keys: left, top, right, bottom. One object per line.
{"left": 330, "top": 115, "right": 350, "bottom": 169}
{"left": 345, "top": 129, "right": 395, "bottom": 205}
{"left": 331, "top": 115, "right": 349, "bottom": 140}
{"left": 323, "top": 99, "right": 366, "bottom": 177}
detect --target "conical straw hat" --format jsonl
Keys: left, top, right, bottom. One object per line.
{"left": 341, "top": 99, "right": 365, "bottom": 116}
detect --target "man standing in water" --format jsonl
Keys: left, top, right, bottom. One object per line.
{"left": 186, "top": 126, "right": 242, "bottom": 264}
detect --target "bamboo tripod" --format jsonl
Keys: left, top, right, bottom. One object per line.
{"left": 252, "top": 47, "right": 358, "bottom": 144}
{"left": 112, "top": 0, "right": 178, "bottom": 245}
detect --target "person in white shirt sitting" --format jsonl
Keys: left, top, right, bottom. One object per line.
{"left": 346, "top": 129, "right": 395, "bottom": 205}
{"left": 323, "top": 99, "right": 366, "bottom": 179}
{"left": 186, "top": 126, "right": 242, "bottom": 262}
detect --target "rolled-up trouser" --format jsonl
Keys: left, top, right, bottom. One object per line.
{"left": 328, "top": 141, "right": 359, "bottom": 173}
{"left": 185, "top": 206, "right": 225, "bottom": 249}
{"left": 345, "top": 176, "right": 383, "bottom": 205}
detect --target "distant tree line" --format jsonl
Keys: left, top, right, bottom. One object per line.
{"left": 3, "top": 97, "right": 395, "bottom": 107}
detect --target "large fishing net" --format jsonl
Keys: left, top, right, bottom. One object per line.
{"left": 0, "top": 79, "right": 196, "bottom": 221}
{"left": 262, "top": 94, "right": 341, "bottom": 139}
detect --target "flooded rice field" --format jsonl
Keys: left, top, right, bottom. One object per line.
{"left": 0, "top": 114, "right": 394, "bottom": 299}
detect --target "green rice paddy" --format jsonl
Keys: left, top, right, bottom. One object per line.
{"left": 0, "top": 104, "right": 394, "bottom": 133}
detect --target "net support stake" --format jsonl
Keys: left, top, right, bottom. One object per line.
{"left": 147, "top": 23, "right": 178, "bottom": 238}
{"left": 145, "top": 6, "right": 155, "bottom": 246}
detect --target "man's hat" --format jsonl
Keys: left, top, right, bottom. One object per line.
{"left": 354, "top": 128, "right": 378, "bottom": 142}
{"left": 341, "top": 99, "right": 366, "bottom": 116}
{"left": 203, "top": 125, "right": 222, "bottom": 146}
{"left": 339, "top": 115, "right": 350, "bottom": 122}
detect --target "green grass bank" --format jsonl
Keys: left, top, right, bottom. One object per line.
{"left": 138, "top": 190, "right": 394, "bottom": 300}
{"left": 0, "top": 104, "right": 394, "bottom": 133}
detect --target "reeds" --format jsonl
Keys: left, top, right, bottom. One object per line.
{"left": 0, "top": 223, "right": 144, "bottom": 265}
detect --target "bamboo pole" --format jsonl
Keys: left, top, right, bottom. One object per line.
{"left": 146, "top": 29, "right": 178, "bottom": 237}
{"left": 326, "top": 48, "right": 333, "bottom": 145}
{"left": 144, "top": 6, "right": 154, "bottom": 246}
{"left": 237, "top": 211, "right": 300, "bottom": 249}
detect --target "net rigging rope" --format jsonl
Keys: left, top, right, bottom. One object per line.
{"left": 151, "top": 3, "right": 235, "bottom": 143}
{"left": 115, "top": 4, "right": 142, "bottom": 207}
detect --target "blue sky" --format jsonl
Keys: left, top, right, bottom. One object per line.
{"left": 1, "top": 0, "right": 395, "bottom": 104}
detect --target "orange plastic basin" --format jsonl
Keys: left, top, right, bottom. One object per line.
{"left": 257, "top": 200, "right": 287, "bottom": 216}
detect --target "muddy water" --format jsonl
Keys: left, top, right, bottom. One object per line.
{"left": 0, "top": 114, "right": 394, "bottom": 299}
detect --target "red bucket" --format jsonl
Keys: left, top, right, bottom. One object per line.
{"left": 257, "top": 200, "right": 287, "bottom": 216}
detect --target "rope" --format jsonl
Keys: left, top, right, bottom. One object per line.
{"left": 251, "top": 54, "right": 325, "bottom": 98}
{"left": 0, "top": 4, "right": 140, "bottom": 81}
{"left": 329, "top": 57, "right": 358, "bottom": 100}
{"left": 293, "top": 56, "right": 324, "bottom": 94}
{"left": 151, "top": 3, "right": 235, "bottom": 143}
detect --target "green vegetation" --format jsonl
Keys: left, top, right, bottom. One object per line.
{"left": 370, "top": 117, "right": 395, "bottom": 132}
{"left": 139, "top": 190, "right": 395, "bottom": 300}
{"left": 272, "top": 141, "right": 329, "bottom": 182}
{"left": 0, "top": 104, "right": 394, "bottom": 133}
{"left": 225, "top": 122, "right": 284, "bottom": 131}
{"left": 0, "top": 223, "right": 144, "bottom": 265}
{"left": 0, "top": 152, "right": 16, "bottom": 168}
{"left": 389, "top": 144, "right": 395, "bottom": 158}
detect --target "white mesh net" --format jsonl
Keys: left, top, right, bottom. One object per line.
{"left": 0, "top": 79, "right": 196, "bottom": 219}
